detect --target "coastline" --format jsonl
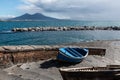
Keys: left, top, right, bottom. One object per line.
{"left": 0, "top": 40, "right": 120, "bottom": 80}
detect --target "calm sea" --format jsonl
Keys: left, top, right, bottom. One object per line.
{"left": 0, "top": 20, "right": 120, "bottom": 45}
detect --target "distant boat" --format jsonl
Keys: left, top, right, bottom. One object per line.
{"left": 57, "top": 47, "right": 89, "bottom": 63}
{"left": 59, "top": 66, "right": 120, "bottom": 80}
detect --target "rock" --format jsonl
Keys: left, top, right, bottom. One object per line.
{"left": 11, "top": 26, "right": 120, "bottom": 32}
{"left": 28, "top": 28, "right": 32, "bottom": 31}
{"left": 11, "top": 28, "right": 16, "bottom": 32}
{"left": 22, "top": 28, "right": 28, "bottom": 31}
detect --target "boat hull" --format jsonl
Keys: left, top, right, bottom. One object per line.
{"left": 57, "top": 48, "right": 88, "bottom": 63}
{"left": 59, "top": 67, "right": 120, "bottom": 80}
{"left": 57, "top": 52, "right": 82, "bottom": 63}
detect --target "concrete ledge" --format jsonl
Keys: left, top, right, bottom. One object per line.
{"left": 0, "top": 45, "right": 106, "bottom": 68}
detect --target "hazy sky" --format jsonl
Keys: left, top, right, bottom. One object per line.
{"left": 0, "top": 0, "right": 120, "bottom": 20}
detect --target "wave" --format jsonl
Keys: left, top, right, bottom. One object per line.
{"left": 0, "top": 31, "right": 14, "bottom": 34}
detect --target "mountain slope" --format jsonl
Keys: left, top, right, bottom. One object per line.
{"left": 10, "top": 13, "right": 59, "bottom": 21}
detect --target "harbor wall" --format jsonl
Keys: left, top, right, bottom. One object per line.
{"left": 0, "top": 45, "right": 105, "bottom": 68}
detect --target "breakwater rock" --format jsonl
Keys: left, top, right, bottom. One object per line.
{"left": 11, "top": 26, "right": 120, "bottom": 32}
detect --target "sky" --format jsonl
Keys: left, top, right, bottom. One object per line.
{"left": 0, "top": 0, "right": 120, "bottom": 20}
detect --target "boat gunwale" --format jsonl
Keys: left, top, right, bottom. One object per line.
{"left": 59, "top": 47, "right": 89, "bottom": 59}
{"left": 59, "top": 51, "right": 82, "bottom": 59}
{"left": 59, "top": 67, "right": 120, "bottom": 72}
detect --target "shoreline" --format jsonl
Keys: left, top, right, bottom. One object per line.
{"left": 0, "top": 40, "right": 120, "bottom": 80}
{"left": 0, "top": 40, "right": 118, "bottom": 68}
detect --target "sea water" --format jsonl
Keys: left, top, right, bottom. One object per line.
{"left": 0, "top": 20, "right": 120, "bottom": 45}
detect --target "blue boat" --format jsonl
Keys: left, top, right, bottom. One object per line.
{"left": 57, "top": 47, "right": 89, "bottom": 63}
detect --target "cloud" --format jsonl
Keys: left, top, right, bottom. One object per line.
{"left": 0, "top": 15, "right": 16, "bottom": 20}
{"left": 18, "top": 0, "right": 120, "bottom": 20}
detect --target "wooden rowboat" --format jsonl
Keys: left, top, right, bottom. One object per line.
{"left": 59, "top": 66, "right": 120, "bottom": 80}
{"left": 57, "top": 47, "right": 89, "bottom": 63}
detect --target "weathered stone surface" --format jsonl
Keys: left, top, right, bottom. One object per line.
{"left": 12, "top": 50, "right": 58, "bottom": 64}
{"left": 16, "top": 46, "right": 35, "bottom": 51}
{"left": 0, "top": 53, "right": 12, "bottom": 68}
{"left": 0, "top": 47, "right": 4, "bottom": 52}
{"left": 4, "top": 65, "right": 54, "bottom": 80}
{"left": 0, "top": 70, "right": 25, "bottom": 80}
{"left": 30, "top": 45, "right": 48, "bottom": 50}
{"left": 2, "top": 46, "right": 18, "bottom": 52}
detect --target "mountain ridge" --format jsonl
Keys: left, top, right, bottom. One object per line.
{"left": 10, "top": 13, "right": 59, "bottom": 21}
